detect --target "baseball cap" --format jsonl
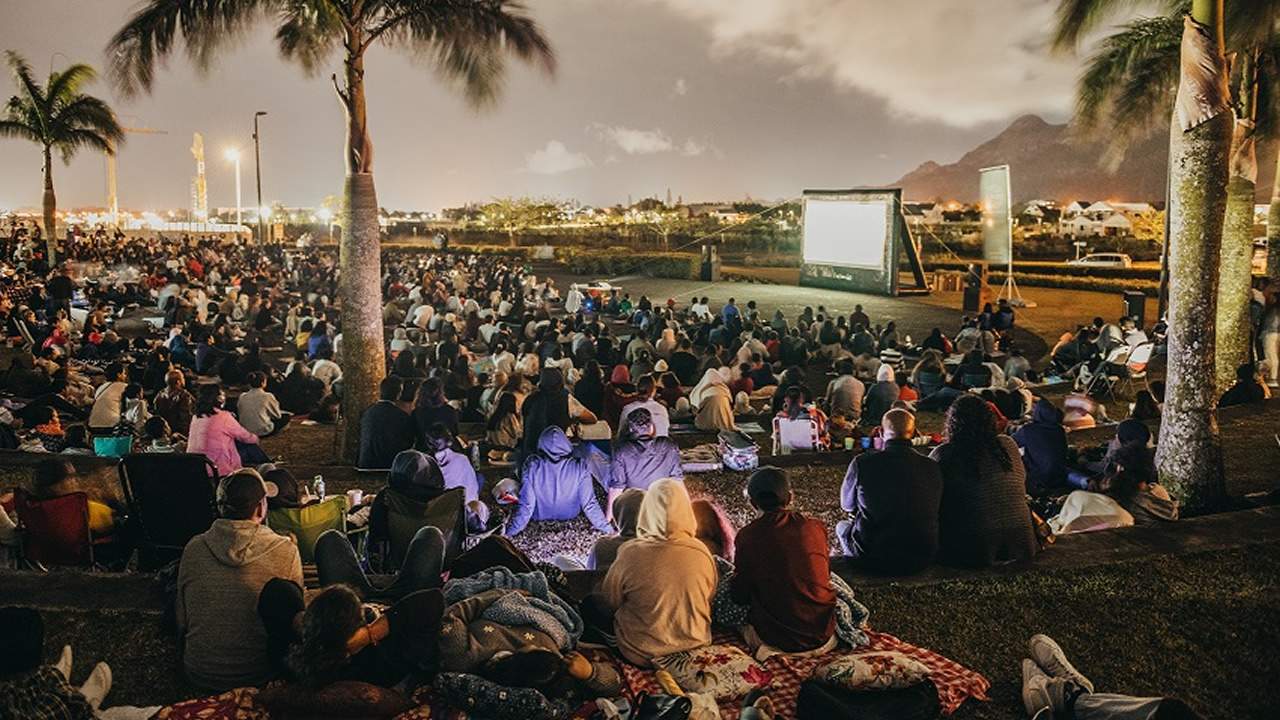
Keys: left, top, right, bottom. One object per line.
{"left": 745, "top": 466, "right": 790, "bottom": 510}
{"left": 258, "top": 464, "right": 300, "bottom": 509}
{"left": 217, "top": 468, "right": 277, "bottom": 518}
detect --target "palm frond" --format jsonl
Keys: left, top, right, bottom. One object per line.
{"left": 45, "top": 63, "right": 99, "bottom": 106}
{"left": 275, "top": 0, "right": 344, "bottom": 74}
{"left": 1254, "top": 51, "right": 1280, "bottom": 141}
{"left": 107, "top": 0, "right": 282, "bottom": 96}
{"left": 55, "top": 128, "right": 118, "bottom": 165}
{"left": 4, "top": 51, "right": 48, "bottom": 114}
{"left": 0, "top": 118, "right": 43, "bottom": 144}
{"left": 1051, "top": 0, "right": 1185, "bottom": 52}
{"left": 375, "top": 0, "right": 555, "bottom": 109}
{"left": 1074, "top": 15, "right": 1181, "bottom": 130}
{"left": 1224, "top": 0, "right": 1280, "bottom": 54}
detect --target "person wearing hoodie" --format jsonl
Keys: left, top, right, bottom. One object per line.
{"left": 589, "top": 489, "right": 645, "bottom": 570}
{"left": 602, "top": 364, "right": 637, "bottom": 431}
{"left": 607, "top": 408, "right": 683, "bottom": 521}
{"left": 367, "top": 449, "right": 451, "bottom": 550}
{"left": 1013, "top": 398, "right": 1071, "bottom": 497}
{"left": 592, "top": 478, "right": 717, "bottom": 666}
{"left": 177, "top": 469, "right": 303, "bottom": 691}
{"left": 861, "top": 363, "right": 901, "bottom": 426}
{"left": 508, "top": 427, "right": 610, "bottom": 537}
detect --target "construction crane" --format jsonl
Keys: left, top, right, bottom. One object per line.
{"left": 105, "top": 121, "right": 167, "bottom": 226}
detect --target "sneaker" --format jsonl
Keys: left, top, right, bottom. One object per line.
{"left": 79, "top": 661, "right": 112, "bottom": 710}
{"left": 1022, "top": 659, "right": 1053, "bottom": 717}
{"left": 1029, "top": 634, "right": 1094, "bottom": 692}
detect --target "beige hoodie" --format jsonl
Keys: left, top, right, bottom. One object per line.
{"left": 602, "top": 479, "right": 717, "bottom": 666}
{"left": 176, "top": 518, "right": 303, "bottom": 691}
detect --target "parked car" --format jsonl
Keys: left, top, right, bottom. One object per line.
{"left": 1067, "top": 252, "right": 1133, "bottom": 268}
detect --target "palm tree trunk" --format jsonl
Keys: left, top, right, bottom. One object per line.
{"left": 1157, "top": 3, "right": 1231, "bottom": 513}
{"left": 42, "top": 146, "right": 57, "bottom": 265}
{"left": 1215, "top": 51, "right": 1258, "bottom": 390}
{"left": 338, "top": 50, "right": 386, "bottom": 462}
{"left": 1268, "top": 149, "right": 1280, "bottom": 286}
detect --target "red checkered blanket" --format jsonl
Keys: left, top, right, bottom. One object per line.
{"left": 156, "top": 630, "right": 988, "bottom": 720}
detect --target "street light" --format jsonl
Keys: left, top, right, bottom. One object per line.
{"left": 253, "top": 111, "right": 267, "bottom": 242}
{"left": 225, "top": 149, "right": 242, "bottom": 226}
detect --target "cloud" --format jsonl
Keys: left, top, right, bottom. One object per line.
{"left": 520, "top": 140, "right": 593, "bottom": 174}
{"left": 640, "top": 0, "right": 1080, "bottom": 127}
{"left": 592, "top": 125, "right": 717, "bottom": 158}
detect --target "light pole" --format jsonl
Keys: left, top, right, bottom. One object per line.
{"left": 225, "top": 149, "right": 242, "bottom": 226}
{"left": 253, "top": 111, "right": 267, "bottom": 242}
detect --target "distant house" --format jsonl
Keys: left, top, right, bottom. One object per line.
{"left": 902, "top": 202, "right": 941, "bottom": 226}
{"left": 1060, "top": 200, "right": 1155, "bottom": 238}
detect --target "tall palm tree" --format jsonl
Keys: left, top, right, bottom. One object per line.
{"left": 1055, "top": 0, "right": 1235, "bottom": 511}
{"left": 1055, "top": 0, "right": 1280, "bottom": 391}
{"left": 108, "top": 0, "right": 555, "bottom": 459}
{"left": 0, "top": 51, "right": 123, "bottom": 264}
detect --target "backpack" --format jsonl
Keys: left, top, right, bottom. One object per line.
{"left": 718, "top": 429, "right": 758, "bottom": 471}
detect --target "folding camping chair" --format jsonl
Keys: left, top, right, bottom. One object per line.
{"left": 12, "top": 488, "right": 110, "bottom": 570}
{"left": 267, "top": 495, "right": 351, "bottom": 564}
{"left": 376, "top": 486, "right": 467, "bottom": 572}
{"left": 118, "top": 453, "right": 219, "bottom": 571}
{"left": 773, "top": 415, "right": 822, "bottom": 455}
{"left": 1121, "top": 342, "right": 1155, "bottom": 396}
{"left": 1083, "top": 345, "right": 1131, "bottom": 400}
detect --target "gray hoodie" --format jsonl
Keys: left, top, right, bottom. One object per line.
{"left": 176, "top": 518, "right": 303, "bottom": 691}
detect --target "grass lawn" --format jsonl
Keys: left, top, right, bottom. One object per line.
{"left": 33, "top": 540, "right": 1280, "bottom": 718}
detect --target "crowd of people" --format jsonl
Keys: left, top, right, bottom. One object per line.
{"left": 0, "top": 220, "right": 1216, "bottom": 719}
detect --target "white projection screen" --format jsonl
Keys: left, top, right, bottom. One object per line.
{"left": 800, "top": 189, "right": 903, "bottom": 295}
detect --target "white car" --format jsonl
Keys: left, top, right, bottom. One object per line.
{"left": 1068, "top": 252, "right": 1133, "bottom": 268}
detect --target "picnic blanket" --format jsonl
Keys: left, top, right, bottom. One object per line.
{"left": 154, "top": 630, "right": 988, "bottom": 720}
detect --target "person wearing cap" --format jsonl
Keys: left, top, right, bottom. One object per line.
{"left": 837, "top": 409, "right": 943, "bottom": 575}
{"left": 177, "top": 468, "right": 303, "bottom": 691}
{"left": 618, "top": 375, "right": 670, "bottom": 438}
{"left": 607, "top": 408, "right": 682, "bottom": 521}
{"left": 731, "top": 467, "right": 837, "bottom": 657}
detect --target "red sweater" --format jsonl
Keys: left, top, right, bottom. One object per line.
{"left": 730, "top": 511, "right": 836, "bottom": 651}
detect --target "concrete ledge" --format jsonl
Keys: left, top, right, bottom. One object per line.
{"left": 4, "top": 504, "right": 1278, "bottom": 614}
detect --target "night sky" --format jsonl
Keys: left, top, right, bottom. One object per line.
{"left": 0, "top": 0, "right": 1148, "bottom": 213}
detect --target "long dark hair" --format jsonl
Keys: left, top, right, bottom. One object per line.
{"left": 488, "top": 392, "right": 518, "bottom": 431}
{"left": 942, "top": 394, "right": 1013, "bottom": 471}
{"left": 194, "top": 383, "right": 224, "bottom": 417}
{"left": 415, "top": 377, "right": 446, "bottom": 409}
{"left": 285, "top": 584, "right": 365, "bottom": 689}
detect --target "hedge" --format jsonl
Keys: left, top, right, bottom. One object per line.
{"left": 930, "top": 259, "right": 1161, "bottom": 281}
{"left": 986, "top": 271, "right": 1160, "bottom": 297}
{"left": 556, "top": 248, "right": 701, "bottom": 280}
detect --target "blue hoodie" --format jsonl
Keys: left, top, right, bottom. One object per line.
{"left": 507, "top": 426, "right": 610, "bottom": 536}
{"left": 1012, "top": 398, "right": 1069, "bottom": 496}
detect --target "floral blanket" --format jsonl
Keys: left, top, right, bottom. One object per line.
{"left": 156, "top": 629, "right": 987, "bottom": 720}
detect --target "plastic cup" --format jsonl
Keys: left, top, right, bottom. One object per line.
{"left": 861, "top": 437, "right": 872, "bottom": 450}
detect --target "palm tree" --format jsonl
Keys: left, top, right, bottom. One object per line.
{"left": 0, "top": 51, "right": 123, "bottom": 264}
{"left": 108, "top": 1, "right": 554, "bottom": 459}
{"left": 1055, "top": 0, "right": 1235, "bottom": 511}
{"left": 1056, "top": 1, "right": 1280, "bottom": 390}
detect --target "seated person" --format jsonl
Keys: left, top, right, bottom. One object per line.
{"left": 618, "top": 375, "right": 671, "bottom": 438}
{"left": 141, "top": 416, "right": 184, "bottom": 453}
{"left": 837, "top": 409, "right": 943, "bottom": 574}
{"left": 589, "top": 488, "right": 644, "bottom": 571}
{"left": 861, "top": 364, "right": 900, "bottom": 426}
{"left": 0, "top": 607, "right": 117, "bottom": 719}
{"left": 236, "top": 371, "right": 290, "bottom": 438}
{"left": 1012, "top": 398, "right": 1070, "bottom": 496}
{"left": 1069, "top": 418, "right": 1152, "bottom": 487}
{"left": 607, "top": 408, "right": 682, "bottom": 520}
{"left": 776, "top": 385, "right": 829, "bottom": 447}
{"left": 30, "top": 458, "right": 118, "bottom": 537}
{"left": 692, "top": 498, "right": 736, "bottom": 562}
{"left": 929, "top": 396, "right": 1038, "bottom": 567}
{"left": 690, "top": 368, "right": 737, "bottom": 432}
{"left": 825, "top": 358, "right": 864, "bottom": 425}
{"left": 732, "top": 468, "right": 837, "bottom": 658}
{"left": 507, "top": 427, "right": 611, "bottom": 537}
{"left": 1096, "top": 444, "right": 1178, "bottom": 525}
{"left": 1218, "top": 362, "right": 1269, "bottom": 408}
{"left": 422, "top": 423, "right": 488, "bottom": 531}
{"left": 357, "top": 377, "right": 417, "bottom": 470}
{"left": 367, "top": 450, "right": 451, "bottom": 552}
{"left": 591, "top": 478, "right": 716, "bottom": 666}
{"left": 178, "top": 469, "right": 303, "bottom": 691}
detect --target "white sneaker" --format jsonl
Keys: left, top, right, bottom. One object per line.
{"left": 1022, "top": 659, "right": 1053, "bottom": 717}
{"left": 55, "top": 645, "right": 72, "bottom": 681}
{"left": 79, "top": 661, "right": 112, "bottom": 710}
{"left": 1029, "top": 634, "right": 1094, "bottom": 692}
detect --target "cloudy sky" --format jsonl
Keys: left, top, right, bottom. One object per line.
{"left": 0, "top": 0, "right": 1142, "bottom": 213}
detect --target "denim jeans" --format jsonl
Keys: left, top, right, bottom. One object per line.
{"left": 315, "top": 526, "right": 444, "bottom": 602}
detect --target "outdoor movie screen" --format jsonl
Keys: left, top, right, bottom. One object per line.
{"left": 802, "top": 196, "right": 890, "bottom": 269}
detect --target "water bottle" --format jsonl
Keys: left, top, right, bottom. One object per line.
{"left": 312, "top": 474, "right": 326, "bottom": 501}
{"left": 470, "top": 443, "right": 481, "bottom": 468}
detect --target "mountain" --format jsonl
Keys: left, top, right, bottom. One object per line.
{"left": 891, "top": 114, "right": 1275, "bottom": 205}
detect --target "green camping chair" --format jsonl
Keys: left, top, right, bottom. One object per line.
{"left": 382, "top": 487, "right": 467, "bottom": 570}
{"left": 267, "top": 496, "right": 348, "bottom": 564}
